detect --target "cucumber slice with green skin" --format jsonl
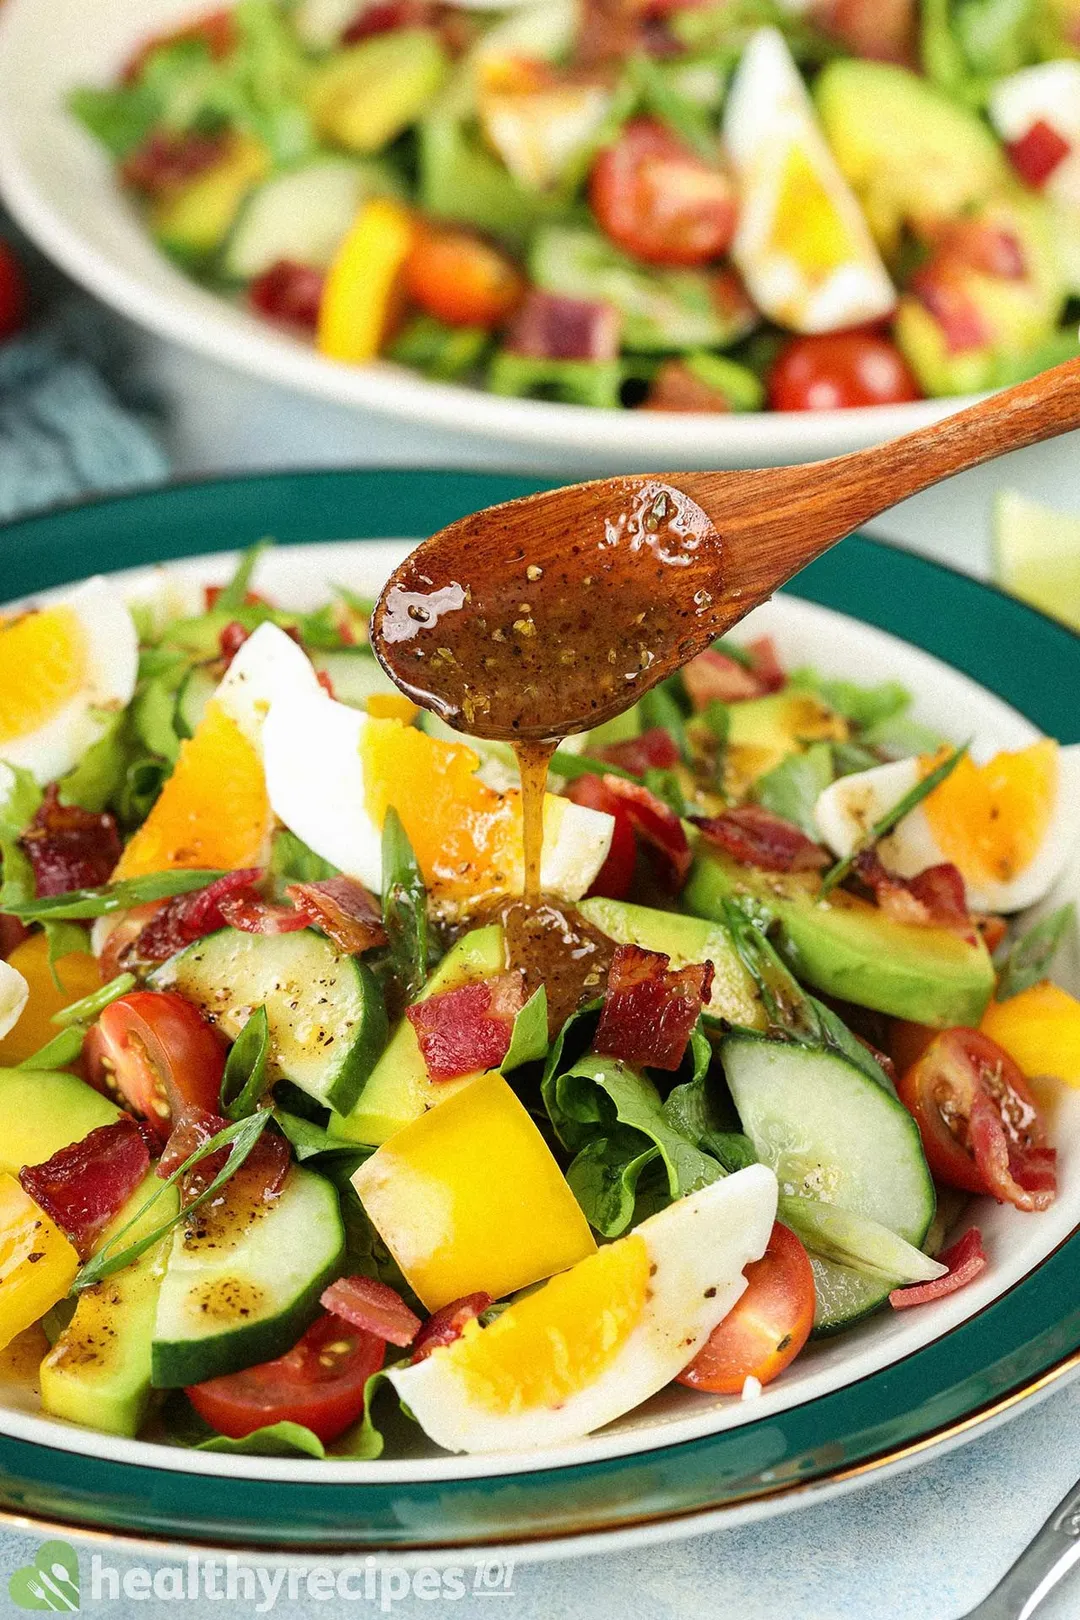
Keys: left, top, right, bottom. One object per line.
{"left": 152, "top": 1166, "right": 345, "bottom": 1388}
{"left": 150, "top": 928, "right": 388, "bottom": 1116}
{"left": 223, "top": 158, "right": 403, "bottom": 281}
{"left": 310, "top": 647, "right": 403, "bottom": 710}
{"left": 175, "top": 665, "right": 218, "bottom": 740}
{"left": 721, "top": 1031, "right": 935, "bottom": 1334}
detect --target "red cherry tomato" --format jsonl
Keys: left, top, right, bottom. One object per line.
{"left": 678, "top": 1222, "right": 815, "bottom": 1395}
{"left": 768, "top": 333, "right": 921, "bottom": 412}
{"left": 898, "top": 1028, "right": 1057, "bottom": 1213}
{"left": 565, "top": 775, "right": 637, "bottom": 899}
{"left": 589, "top": 119, "right": 737, "bottom": 268}
{"left": 85, "top": 991, "right": 226, "bottom": 1137}
{"left": 186, "top": 1313, "right": 386, "bottom": 1444}
{"left": 0, "top": 243, "right": 29, "bottom": 343}
{"left": 403, "top": 228, "right": 525, "bottom": 329}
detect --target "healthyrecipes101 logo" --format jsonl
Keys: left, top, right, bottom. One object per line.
{"left": 8, "top": 1541, "right": 517, "bottom": 1611}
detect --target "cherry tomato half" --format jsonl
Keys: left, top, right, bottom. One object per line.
{"left": 565, "top": 775, "right": 637, "bottom": 900}
{"left": 898, "top": 1028, "right": 1057, "bottom": 1212}
{"left": 677, "top": 1222, "right": 815, "bottom": 1395}
{"left": 589, "top": 119, "right": 737, "bottom": 268}
{"left": 187, "top": 1312, "right": 386, "bottom": 1443}
{"left": 768, "top": 333, "right": 921, "bottom": 412}
{"left": 0, "top": 243, "right": 29, "bottom": 343}
{"left": 404, "top": 228, "right": 525, "bottom": 329}
{"left": 85, "top": 991, "right": 226, "bottom": 1137}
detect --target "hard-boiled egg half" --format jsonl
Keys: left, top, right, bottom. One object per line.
{"left": 0, "top": 578, "right": 138, "bottom": 785}
{"left": 989, "top": 61, "right": 1080, "bottom": 212}
{"left": 0, "top": 959, "right": 28, "bottom": 1043}
{"left": 814, "top": 740, "right": 1080, "bottom": 913}
{"left": 722, "top": 27, "right": 896, "bottom": 333}
{"left": 388, "top": 1164, "right": 778, "bottom": 1453}
{"left": 114, "top": 622, "right": 323, "bottom": 879}
{"left": 262, "top": 688, "right": 615, "bottom": 902}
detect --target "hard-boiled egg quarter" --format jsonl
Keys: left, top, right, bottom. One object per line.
{"left": 989, "top": 61, "right": 1080, "bottom": 212}
{"left": 0, "top": 578, "right": 138, "bottom": 785}
{"left": 814, "top": 741, "right": 1080, "bottom": 913}
{"left": 262, "top": 689, "right": 614, "bottom": 902}
{"left": 722, "top": 26, "right": 896, "bottom": 333}
{"left": 0, "top": 960, "right": 28, "bottom": 1043}
{"left": 388, "top": 1164, "right": 778, "bottom": 1453}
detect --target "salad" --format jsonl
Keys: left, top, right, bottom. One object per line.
{"left": 70, "top": 1, "right": 1080, "bottom": 413}
{"left": 0, "top": 544, "right": 1078, "bottom": 1460}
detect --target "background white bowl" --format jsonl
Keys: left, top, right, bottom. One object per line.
{"left": 0, "top": 0, "right": 981, "bottom": 471}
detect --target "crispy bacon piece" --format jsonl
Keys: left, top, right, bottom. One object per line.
{"left": 642, "top": 359, "right": 732, "bottom": 414}
{"left": 406, "top": 971, "right": 526, "bottom": 1080}
{"left": 321, "top": 1276, "right": 422, "bottom": 1347}
{"left": 599, "top": 775, "right": 692, "bottom": 889}
{"left": 127, "top": 869, "right": 264, "bottom": 965}
{"left": 505, "top": 290, "right": 622, "bottom": 361}
{"left": 565, "top": 776, "right": 638, "bottom": 901}
{"left": 219, "top": 620, "right": 250, "bottom": 667}
{"left": 889, "top": 1228, "right": 988, "bottom": 1309}
{"left": 249, "top": 261, "right": 326, "bottom": 333}
{"left": 120, "top": 130, "right": 229, "bottom": 199}
{"left": 411, "top": 1293, "right": 493, "bottom": 1362}
{"left": 342, "top": 0, "right": 431, "bottom": 41}
{"left": 286, "top": 877, "right": 387, "bottom": 954}
{"left": 216, "top": 890, "right": 307, "bottom": 936}
{"left": 695, "top": 804, "right": 830, "bottom": 874}
{"left": 930, "top": 220, "right": 1027, "bottom": 279}
{"left": 157, "top": 1106, "right": 228, "bottom": 1180}
{"left": 20, "top": 1117, "right": 151, "bottom": 1257}
{"left": 812, "top": 0, "right": 916, "bottom": 65}
{"left": 594, "top": 942, "right": 713, "bottom": 1071}
{"left": 159, "top": 1106, "right": 291, "bottom": 1207}
{"left": 205, "top": 585, "right": 269, "bottom": 612}
{"left": 968, "top": 1090, "right": 1057, "bottom": 1213}
{"left": 1007, "top": 120, "right": 1071, "bottom": 189}
{"left": 597, "top": 726, "right": 680, "bottom": 776}
{"left": 853, "top": 850, "right": 974, "bottom": 939}
{"left": 909, "top": 263, "right": 990, "bottom": 354}
{"left": 682, "top": 648, "right": 766, "bottom": 707}
{"left": 122, "top": 7, "right": 235, "bottom": 82}
{"left": 22, "top": 786, "right": 122, "bottom": 897}
{"left": 745, "top": 636, "right": 785, "bottom": 694}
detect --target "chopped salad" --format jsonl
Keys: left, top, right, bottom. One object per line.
{"left": 0, "top": 545, "right": 1078, "bottom": 1458}
{"left": 71, "top": 0, "right": 1080, "bottom": 412}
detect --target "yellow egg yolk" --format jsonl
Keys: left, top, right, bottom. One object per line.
{"left": 445, "top": 1234, "right": 650, "bottom": 1415}
{"left": 923, "top": 740, "right": 1058, "bottom": 886}
{"left": 769, "top": 145, "right": 857, "bottom": 278}
{"left": 113, "top": 699, "right": 272, "bottom": 878}
{"left": 0, "top": 608, "right": 87, "bottom": 746}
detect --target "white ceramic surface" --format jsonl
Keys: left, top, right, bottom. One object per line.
{"left": 0, "top": 0, "right": 979, "bottom": 470}
{"left": 0, "top": 538, "right": 1075, "bottom": 1490}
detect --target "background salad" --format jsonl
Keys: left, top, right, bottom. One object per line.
{"left": 70, "top": 0, "right": 1080, "bottom": 412}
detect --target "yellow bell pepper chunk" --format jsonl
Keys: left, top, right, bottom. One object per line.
{"left": 353, "top": 1071, "right": 596, "bottom": 1311}
{"left": 0, "top": 1174, "right": 78, "bottom": 1352}
{"left": 0, "top": 933, "right": 101, "bottom": 1068}
{"left": 981, "top": 981, "right": 1080, "bottom": 1086}
{"left": 317, "top": 198, "right": 414, "bottom": 365}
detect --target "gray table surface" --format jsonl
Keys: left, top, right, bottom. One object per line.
{"left": 4, "top": 326, "right": 1080, "bottom": 1620}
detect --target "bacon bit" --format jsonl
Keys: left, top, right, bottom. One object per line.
{"left": 745, "top": 636, "right": 786, "bottom": 694}
{"left": 594, "top": 942, "right": 713, "bottom": 1072}
{"left": 411, "top": 1293, "right": 493, "bottom": 1362}
{"left": 642, "top": 359, "right": 732, "bottom": 414}
{"left": 853, "top": 850, "right": 974, "bottom": 939}
{"left": 160, "top": 1106, "right": 291, "bottom": 1207}
{"left": 909, "top": 263, "right": 990, "bottom": 354}
{"left": 126, "top": 869, "right": 264, "bottom": 965}
{"left": 157, "top": 1106, "right": 227, "bottom": 1180}
{"left": 0, "top": 914, "right": 28, "bottom": 959}
{"left": 889, "top": 1227, "right": 988, "bottom": 1309}
{"left": 1007, "top": 120, "right": 1071, "bottom": 189}
{"left": 315, "top": 669, "right": 336, "bottom": 700}
{"left": 597, "top": 726, "right": 680, "bottom": 776}
{"left": 342, "top": 0, "right": 431, "bottom": 42}
{"left": 219, "top": 620, "right": 250, "bottom": 667}
{"left": 695, "top": 804, "right": 830, "bottom": 874}
{"left": 249, "top": 261, "right": 326, "bottom": 333}
{"left": 505, "top": 290, "right": 622, "bottom": 362}
{"left": 321, "top": 1275, "right": 422, "bottom": 1347}
{"left": 812, "top": 0, "right": 917, "bottom": 65}
{"left": 204, "top": 585, "right": 269, "bottom": 612}
{"left": 968, "top": 1091, "right": 1057, "bottom": 1213}
{"left": 599, "top": 775, "right": 692, "bottom": 889}
{"left": 932, "top": 220, "right": 1027, "bottom": 279}
{"left": 216, "top": 890, "right": 307, "bottom": 936}
{"left": 122, "top": 8, "right": 235, "bottom": 82}
{"left": 406, "top": 971, "right": 526, "bottom": 1080}
{"left": 683, "top": 648, "right": 766, "bottom": 707}
{"left": 22, "top": 786, "right": 121, "bottom": 898}
{"left": 120, "top": 130, "right": 229, "bottom": 199}
{"left": 565, "top": 776, "right": 637, "bottom": 901}
{"left": 20, "top": 1118, "right": 150, "bottom": 1257}
{"left": 286, "top": 877, "right": 387, "bottom": 954}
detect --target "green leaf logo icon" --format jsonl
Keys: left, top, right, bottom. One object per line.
{"left": 8, "top": 1541, "right": 80, "bottom": 1611}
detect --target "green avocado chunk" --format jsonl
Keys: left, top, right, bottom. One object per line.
{"left": 684, "top": 851, "right": 994, "bottom": 1028}
{"left": 0, "top": 1069, "right": 121, "bottom": 1178}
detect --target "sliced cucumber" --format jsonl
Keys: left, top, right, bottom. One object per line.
{"left": 152, "top": 1166, "right": 344, "bottom": 1387}
{"left": 150, "top": 928, "right": 388, "bottom": 1116}
{"left": 223, "top": 158, "right": 401, "bottom": 281}
{"left": 175, "top": 665, "right": 217, "bottom": 740}
{"left": 721, "top": 1032, "right": 935, "bottom": 1334}
{"left": 310, "top": 647, "right": 402, "bottom": 710}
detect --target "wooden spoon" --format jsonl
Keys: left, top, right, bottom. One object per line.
{"left": 373, "top": 357, "right": 1080, "bottom": 742}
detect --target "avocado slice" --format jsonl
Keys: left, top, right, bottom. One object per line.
{"left": 0, "top": 1069, "right": 120, "bottom": 1178}
{"left": 816, "top": 60, "right": 1010, "bottom": 255}
{"left": 307, "top": 29, "right": 448, "bottom": 154}
{"left": 150, "top": 133, "right": 270, "bottom": 269}
{"left": 576, "top": 897, "right": 766, "bottom": 1031}
{"left": 330, "top": 925, "right": 506, "bottom": 1147}
{"left": 40, "top": 1172, "right": 178, "bottom": 1437}
{"left": 724, "top": 690, "right": 848, "bottom": 798}
{"left": 684, "top": 851, "right": 994, "bottom": 1027}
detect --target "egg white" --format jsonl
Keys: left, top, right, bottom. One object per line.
{"left": 262, "top": 688, "right": 615, "bottom": 898}
{"left": 0, "top": 578, "right": 138, "bottom": 786}
{"left": 989, "top": 62, "right": 1080, "bottom": 210}
{"left": 0, "top": 959, "right": 28, "bottom": 1042}
{"left": 388, "top": 1164, "right": 779, "bottom": 1453}
{"left": 723, "top": 26, "right": 896, "bottom": 333}
{"left": 814, "top": 745, "right": 1080, "bottom": 913}
{"left": 213, "top": 621, "right": 326, "bottom": 751}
